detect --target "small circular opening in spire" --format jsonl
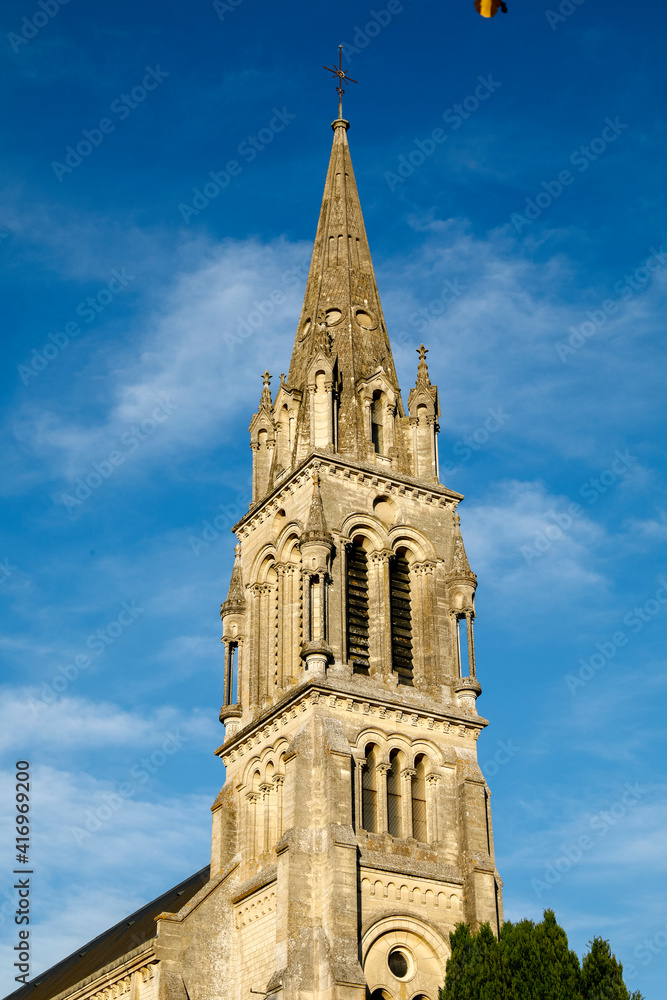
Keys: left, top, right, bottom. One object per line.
{"left": 325, "top": 308, "right": 342, "bottom": 326}
{"left": 299, "top": 317, "right": 311, "bottom": 342}
{"left": 355, "top": 309, "right": 376, "bottom": 330}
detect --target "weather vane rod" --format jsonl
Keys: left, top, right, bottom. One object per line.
{"left": 323, "top": 45, "right": 357, "bottom": 120}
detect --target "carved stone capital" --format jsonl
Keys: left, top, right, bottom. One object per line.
{"left": 369, "top": 547, "right": 393, "bottom": 566}
{"left": 412, "top": 559, "right": 437, "bottom": 576}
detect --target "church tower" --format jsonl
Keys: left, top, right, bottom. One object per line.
{"left": 7, "top": 108, "right": 502, "bottom": 1000}
{"left": 205, "top": 111, "right": 503, "bottom": 1000}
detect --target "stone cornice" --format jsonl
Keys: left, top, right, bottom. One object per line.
{"left": 359, "top": 853, "right": 463, "bottom": 886}
{"left": 233, "top": 452, "right": 463, "bottom": 539}
{"left": 40, "top": 949, "right": 156, "bottom": 1000}
{"left": 215, "top": 678, "right": 488, "bottom": 765}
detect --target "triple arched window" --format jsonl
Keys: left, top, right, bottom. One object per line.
{"left": 359, "top": 744, "right": 434, "bottom": 843}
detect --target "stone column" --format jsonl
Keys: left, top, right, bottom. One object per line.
{"left": 427, "top": 414, "right": 438, "bottom": 479}
{"left": 260, "top": 781, "right": 273, "bottom": 852}
{"left": 426, "top": 773, "right": 441, "bottom": 843}
{"left": 369, "top": 549, "right": 392, "bottom": 675}
{"left": 325, "top": 379, "right": 334, "bottom": 450}
{"left": 385, "top": 400, "right": 396, "bottom": 454}
{"left": 308, "top": 382, "right": 316, "bottom": 448}
{"left": 245, "top": 791, "right": 260, "bottom": 857}
{"left": 274, "top": 774, "right": 284, "bottom": 840}
{"left": 353, "top": 754, "right": 364, "bottom": 831}
{"left": 410, "top": 416, "right": 419, "bottom": 477}
{"left": 376, "top": 763, "right": 390, "bottom": 834}
{"left": 466, "top": 611, "right": 477, "bottom": 677}
{"left": 401, "top": 768, "right": 416, "bottom": 839}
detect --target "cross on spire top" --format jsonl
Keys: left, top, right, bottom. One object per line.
{"left": 323, "top": 45, "right": 357, "bottom": 120}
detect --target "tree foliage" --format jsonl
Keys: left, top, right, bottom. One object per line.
{"left": 440, "top": 910, "right": 643, "bottom": 1000}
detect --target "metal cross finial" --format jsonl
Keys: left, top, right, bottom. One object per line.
{"left": 323, "top": 45, "right": 357, "bottom": 119}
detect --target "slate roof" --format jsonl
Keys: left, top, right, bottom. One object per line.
{"left": 4, "top": 867, "right": 210, "bottom": 1000}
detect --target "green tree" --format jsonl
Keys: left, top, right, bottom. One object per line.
{"left": 440, "top": 911, "right": 643, "bottom": 1000}
{"left": 580, "top": 937, "right": 643, "bottom": 1000}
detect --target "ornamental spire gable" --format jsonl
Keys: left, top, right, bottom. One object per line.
{"left": 285, "top": 117, "right": 408, "bottom": 467}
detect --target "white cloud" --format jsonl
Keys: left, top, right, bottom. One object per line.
{"left": 0, "top": 690, "right": 217, "bottom": 754}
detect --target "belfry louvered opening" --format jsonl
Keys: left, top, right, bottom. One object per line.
{"left": 346, "top": 540, "right": 370, "bottom": 674}
{"left": 390, "top": 550, "right": 413, "bottom": 684}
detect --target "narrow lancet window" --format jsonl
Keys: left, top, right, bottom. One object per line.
{"left": 390, "top": 552, "right": 413, "bottom": 684}
{"left": 362, "top": 745, "right": 378, "bottom": 833}
{"left": 412, "top": 755, "right": 427, "bottom": 842}
{"left": 457, "top": 615, "right": 470, "bottom": 677}
{"left": 371, "top": 391, "right": 384, "bottom": 454}
{"left": 387, "top": 750, "right": 402, "bottom": 838}
{"left": 346, "top": 542, "right": 370, "bottom": 673}
{"left": 224, "top": 642, "right": 238, "bottom": 705}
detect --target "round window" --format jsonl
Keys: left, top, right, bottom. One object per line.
{"left": 387, "top": 947, "right": 413, "bottom": 980}
{"left": 356, "top": 309, "right": 374, "bottom": 329}
{"left": 299, "top": 317, "right": 311, "bottom": 341}
{"left": 325, "top": 308, "right": 342, "bottom": 326}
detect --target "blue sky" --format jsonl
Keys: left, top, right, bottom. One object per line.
{"left": 1, "top": 0, "right": 666, "bottom": 995}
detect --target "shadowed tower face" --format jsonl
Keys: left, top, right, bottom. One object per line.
{"left": 211, "top": 111, "right": 503, "bottom": 1000}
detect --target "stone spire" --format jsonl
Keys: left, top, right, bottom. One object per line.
{"left": 221, "top": 543, "right": 245, "bottom": 615}
{"left": 259, "top": 370, "right": 273, "bottom": 412}
{"left": 285, "top": 116, "right": 406, "bottom": 464}
{"left": 450, "top": 513, "right": 476, "bottom": 582}
{"left": 303, "top": 470, "right": 331, "bottom": 544}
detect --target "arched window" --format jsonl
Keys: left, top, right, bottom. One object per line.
{"left": 347, "top": 540, "right": 370, "bottom": 674}
{"left": 371, "top": 391, "right": 384, "bottom": 454}
{"left": 224, "top": 642, "right": 238, "bottom": 705}
{"left": 362, "top": 745, "right": 378, "bottom": 833}
{"left": 387, "top": 749, "right": 402, "bottom": 838}
{"left": 390, "top": 550, "right": 413, "bottom": 684}
{"left": 313, "top": 371, "right": 330, "bottom": 449}
{"left": 412, "top": 755, "right": 427, "bottom": 843}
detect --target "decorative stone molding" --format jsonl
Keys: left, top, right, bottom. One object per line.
{"left": 218, "top": 685, "right": 486, "bottom": 765}
{"left": 360, "top": 875, "right": 462, "bottom": 910}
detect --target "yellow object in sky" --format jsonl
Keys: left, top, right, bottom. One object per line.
{"left": 474, "top": 0, "right": 508, "bottom": 16}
